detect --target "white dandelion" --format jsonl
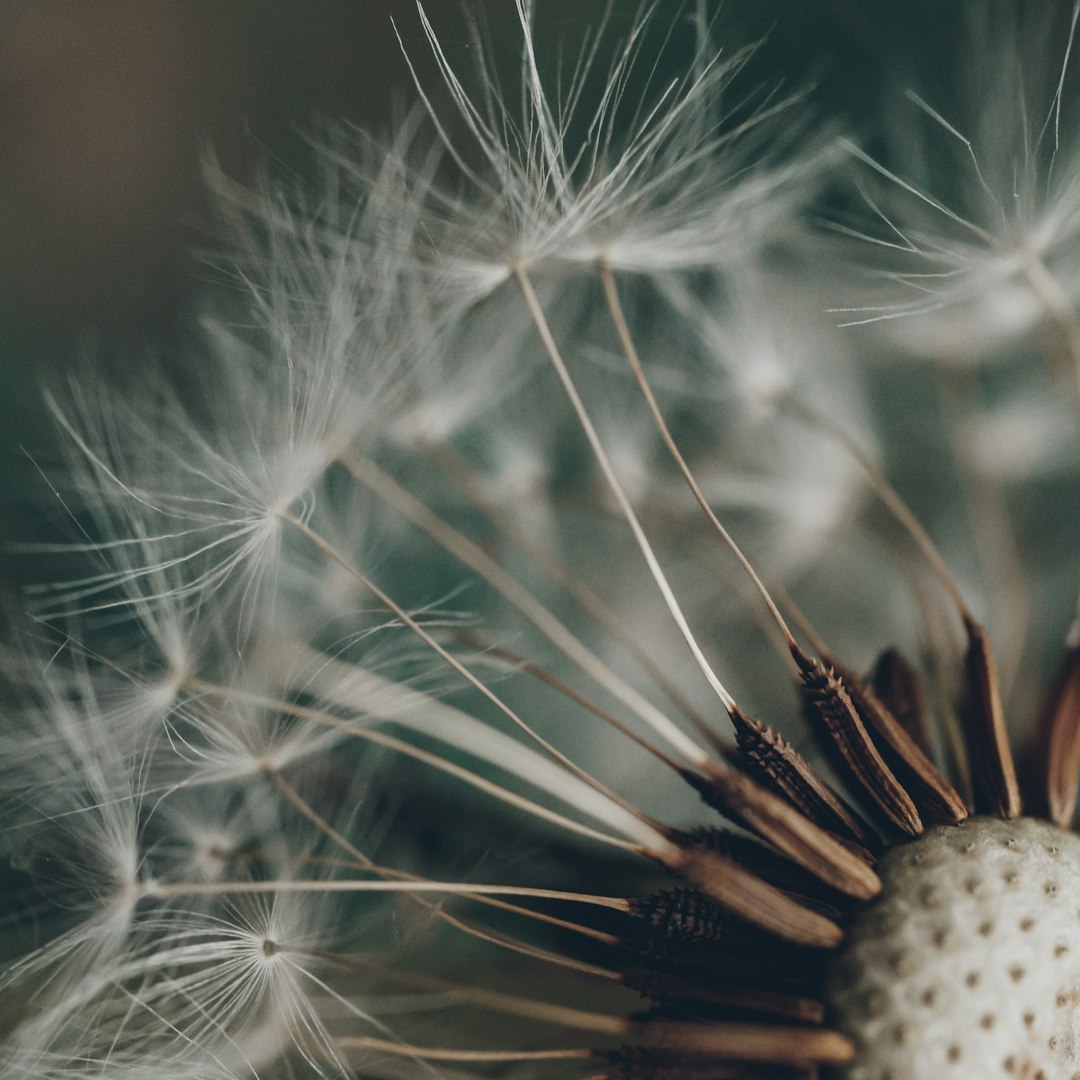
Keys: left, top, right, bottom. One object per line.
{"left": 9, "top": 3, "right": 1080, "bottom": 1080}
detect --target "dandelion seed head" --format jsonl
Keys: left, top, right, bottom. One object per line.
{"left": 11, "top": 4, "right": 1080, "bottom": 1079}
{"left": 829, "top": 817, "right": 1080, "bottom": 1078}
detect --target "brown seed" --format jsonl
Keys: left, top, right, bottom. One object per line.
{"left": 628, "top": 887, "right": 826, "bottom": 989}
{"left": 686, "top": 759, "right": 881, "bottom": 900}
{"left": 625, "top": 1018, "right": 854, "bottom": 1066}
{"left": 871, "top": 646, "right": 934, "bottom": 759}
{"left": 833, "top": 657, "right": 967, "bottom": 825}
{"left": 679, "top": 825, "right": 857, "bottom": 900}
{"left": 792, "top": 645, "right": 923, "bottom": 835}
{"left": 657, "top": 845, "right": 844, "bottom": 949}
{"left": 960, "top": 614, "right": 1022, "bottom": 818}
{"left": 729, "top": 705, "right": 878, "bottom": 851}
{"left": 600, "top": 1049, "right": 821, "bottom": 1079}
{"left": 623, "top": 969, "right": 825, "bottom": 1024}
{"left": 1036, "top": 636, "right": 1080, "bottom": 828}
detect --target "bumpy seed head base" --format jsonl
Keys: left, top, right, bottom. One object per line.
{"left": 827, "top": 816, "right": 1080, "bottom": 1080}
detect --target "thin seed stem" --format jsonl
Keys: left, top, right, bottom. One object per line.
{"left": 143, "top": 876, "right": 629, "bottom": 911}
{"left": 767, "top": 578, "right": 829, "bottom": 657}
{"left": 442, "top": 919, "right": 622, "bottom": 980}
{"left": 777, "top": 396, "right": 970, "bottom": 621}
{"left": 269, "top": 768, "right": 623, "bottom": 949}
{"left": 187, "top": 677, "right": 644, "bottom": 853}
{"left": 267, "top": 768, "right": 376, "bottom": 869}
{"left": 271, "top": 782, "right": 615, "bottom": 976}
{"left": 431, "top": 437, "right": 713, "bottom": 732}
{"left": 276, "top": 510, "right": 666, "bottom": 840}
{"left": 514, "top": 265, "right": 739, "bottom": 715}
{"left": 344, "top": 972, "right": 629, "bottom": 1035}
{"left": 936, "top": 365, "right": 1030, "bottom": 700}
{"left": 336, "top": 1037, "right": 593, "bottom": 1064}
{"left": 342, "top": 449, "right": 710, "bottom": 767}
{"left": 460, "top": 633, "right": 691, "bottom": 776}
{"left": 600, "top": 262, "right": 798, "bottom": 648}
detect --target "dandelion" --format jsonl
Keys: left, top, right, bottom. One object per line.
{"left": 7, "top": 3, "right": 1080, "bottom": 1080}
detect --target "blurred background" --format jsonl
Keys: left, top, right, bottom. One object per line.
{"left": 0, "top": 0, "right": 1061, "bottom": 579}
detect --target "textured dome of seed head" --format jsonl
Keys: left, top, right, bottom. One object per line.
{"left": 827, "top": 816, "right": 1080, "bottom": 1079}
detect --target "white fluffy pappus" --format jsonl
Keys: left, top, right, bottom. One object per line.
{"left": 386, "top": 0, "right": 835, "bottom": 309}
{"left": 833, "top": 3, "right": 1080, "bottom": 378}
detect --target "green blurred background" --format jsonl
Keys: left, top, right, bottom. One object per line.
{"left": 0, "top": 0, "right": 1063, "bottom": 580}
